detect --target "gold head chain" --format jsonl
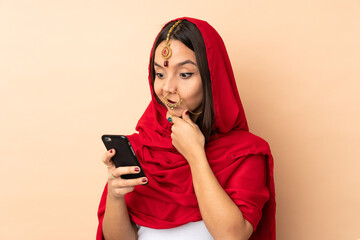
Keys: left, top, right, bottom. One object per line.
{"left": 161, "top": 20, "right": 183, "bottom": 67}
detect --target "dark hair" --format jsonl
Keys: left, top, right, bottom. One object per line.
{"left": 150, "top": 20, "right": 214, "bottom": 142}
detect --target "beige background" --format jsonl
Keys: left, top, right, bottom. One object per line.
{"left": 0, "top": 0, "right": 359, "bottom": 239}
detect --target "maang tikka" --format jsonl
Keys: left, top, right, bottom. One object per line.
{"left": 161, "top": 20, "right": 183, "bottom": 67}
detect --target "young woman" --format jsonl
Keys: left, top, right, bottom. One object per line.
{"left": 97, "top": 17, "right": 276, "bottom": 240}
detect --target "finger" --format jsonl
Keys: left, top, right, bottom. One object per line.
{"left": 112, "top": 177, "right": 148, "bottom": 187}
{"left": 102, "top": 149, "right": 116, "bottom": 168}
{"left": 170, "top": 114, "right": 183, "bottom": 125}
{"left": 181, "top": 110, "right": 193, "bottom": 124}
{"left": 111, "top": 166, "right": 141, "bottom": 178}
{"left": 166, "top": 111, "right": 174, "bottom": 124}
{"left": 171, "top": 111, "right": 192, "bottom": 127}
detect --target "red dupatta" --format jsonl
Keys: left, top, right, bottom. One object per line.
{"left": 97, "top": 17, "right": 276, "bottom": 239}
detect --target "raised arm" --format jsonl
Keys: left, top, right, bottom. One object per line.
{"left": 169, "top": 110, "right": 253, "bottom": 240}
{"left": 101, "top": 149, "right": 147, "bottom": 240}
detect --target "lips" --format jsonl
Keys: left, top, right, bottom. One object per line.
{"left": 167, "top": 99, "right": 176, "bottom": 104}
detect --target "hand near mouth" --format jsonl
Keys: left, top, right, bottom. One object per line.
{"left": 166, "top": 110, "right": 205, "bottom": 163}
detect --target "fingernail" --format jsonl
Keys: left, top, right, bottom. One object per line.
{"left": 110, "top": 149, "right": 113, "bottom": 153}
{"left": 134, "top": 167, "right": 140, "bottom": 172}
{"left": 142, "top": 178, "right": 147, "bottom": 183}
{"left": 185, "top": 110, "right": 189, "bottom": 115}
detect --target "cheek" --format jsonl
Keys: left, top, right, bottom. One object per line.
{"left": 153, "top": 80, "right": 162, "bottom": 97}
{"left": 193, "top": 78, "right": 203, "bottom": 98}
{"left": 194, "top": 88, "right": 203, "bottom": 104}
{"left": 185, "top": 80, "right": 203, "bottom": 105}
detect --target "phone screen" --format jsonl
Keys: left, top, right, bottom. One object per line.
{"left": 102, "top": 135, "right": 147, "bottom": 180}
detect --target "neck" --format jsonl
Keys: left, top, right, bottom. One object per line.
{"left": 191, "top": 114, "right": 199, "bottom": 122}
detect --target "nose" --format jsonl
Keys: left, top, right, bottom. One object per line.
{"left": 162, "top": 74, "right": 177, "bottom": 93}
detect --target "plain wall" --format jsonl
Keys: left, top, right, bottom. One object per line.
{"left": 1, "top": 0, "right": 359, "bottom": 239}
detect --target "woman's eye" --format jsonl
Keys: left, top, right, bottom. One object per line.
{"left": 180, "top": 73, "right": 194, "bottom": 79}
{"left": 156, "top": 73, "right": 164, "bottom": 78}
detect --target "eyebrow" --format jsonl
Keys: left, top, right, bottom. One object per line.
{"left": 154, "top": 60, "right": 197, "bottom": 68}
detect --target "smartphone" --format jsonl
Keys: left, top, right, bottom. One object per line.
{"left": 101, "top": 134, "right": 147, "bottom": 181}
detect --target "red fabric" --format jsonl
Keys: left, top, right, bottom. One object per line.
{"left": 97, "top": 17, "right": 275, "bottom": 239}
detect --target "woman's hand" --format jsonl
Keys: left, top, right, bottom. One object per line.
{"left": 102, "top": 149, "right": 148, "bottom": 199}
{"left": 167, "top": 110, "right": 206, "bottom": 163}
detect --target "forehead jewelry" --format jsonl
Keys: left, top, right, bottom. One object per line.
{"left": 161, "top": 20, "right": 183, "bottom": 67}
{"left": 163, "top": 91, "right": 202, "bottom": 115}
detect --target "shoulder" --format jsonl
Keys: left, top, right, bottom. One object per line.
{"left": 207, "top": 130, "right": 271, "bottom": 156}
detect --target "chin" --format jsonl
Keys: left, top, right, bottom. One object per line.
{"left": 167, "top": 108, "right": 184, "bottom": 117}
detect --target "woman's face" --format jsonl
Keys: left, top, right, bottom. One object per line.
{"left": 154, "top": 40, "right": 203, "bottom": 120}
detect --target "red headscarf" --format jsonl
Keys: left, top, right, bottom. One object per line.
{"left": 97, "top": 17, "right": 276, "bottom": 239}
